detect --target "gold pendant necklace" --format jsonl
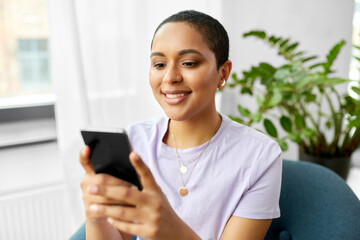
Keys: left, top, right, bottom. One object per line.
{"left": 172, "top": 114, "right": 222, "bottom": 197}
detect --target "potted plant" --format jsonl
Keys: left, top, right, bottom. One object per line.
{"left": 228, "top": 30, "right": 360, "bottom": 179}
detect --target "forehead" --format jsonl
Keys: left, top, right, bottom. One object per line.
{"left": 151, "top": 22, "right": 210, "bottom": 53}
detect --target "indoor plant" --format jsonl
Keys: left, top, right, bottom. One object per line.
{"left": 229, "top": 30, "right": 360, "bottom": 179}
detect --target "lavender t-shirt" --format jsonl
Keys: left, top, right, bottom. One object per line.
{"left": 126, "top": 114, "right": 282, "bottom": 240}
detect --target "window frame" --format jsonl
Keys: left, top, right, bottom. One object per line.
{"left": 0, "top": 102, "right": 57, "bottom": 149}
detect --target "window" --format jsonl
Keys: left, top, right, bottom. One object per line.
{"left": 17, "top": 39, "right": 50, "bottom": 89}
{"left": 0, "top": 0, "right": 56, "bottom": 148}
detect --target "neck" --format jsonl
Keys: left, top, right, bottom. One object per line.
{"left": 164, "top": 110, "right": 221, "bottom": 149}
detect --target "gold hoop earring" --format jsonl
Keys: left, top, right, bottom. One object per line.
{"left": 221, "top": 80, "right": 226, "bottom": 87}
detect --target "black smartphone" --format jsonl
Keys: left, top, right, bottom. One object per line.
{"left": 80, "top": 128, "right": 142, "bottom": 190}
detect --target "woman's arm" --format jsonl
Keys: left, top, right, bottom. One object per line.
{"left": 80, "top": 146, "right": 133, "bottom": 240}
{"left": 87, "top": 152, "right": 201, "bottom": 240}
{"left": 220, "top": 216, "right": 272, "bottom": 240}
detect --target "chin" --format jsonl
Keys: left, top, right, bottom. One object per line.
{"left": 162, "top": 109, "right": 189, "bottom": 121}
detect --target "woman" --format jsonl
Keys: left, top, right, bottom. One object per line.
{"left": 80, "top": 10, "right": 282, "bottom": 240}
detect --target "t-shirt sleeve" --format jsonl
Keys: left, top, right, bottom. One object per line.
{"left": 233, "top": 142, "right": 282, "bottom": 219}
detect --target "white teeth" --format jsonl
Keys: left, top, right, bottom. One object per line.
{"left": 166, "top": 93, "right": 187, "bottom": 98}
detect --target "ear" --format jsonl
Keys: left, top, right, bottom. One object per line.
{"left": 217, "top": 60, "right": 232, "bottom": 90}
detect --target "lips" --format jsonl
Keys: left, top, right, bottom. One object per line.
{"left": 161, "top": 90, "right": 192, "bottom": 104}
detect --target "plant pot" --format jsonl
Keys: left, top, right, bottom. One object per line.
{"left": 299, "top": 151, "right": 351, "bottom": 180}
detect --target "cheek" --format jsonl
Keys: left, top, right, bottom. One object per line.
{"left": 149, "top": 71, "right": 160, "bottom": 91}
{"left": 185, "top": 68, "right": 218, "bottom": 90}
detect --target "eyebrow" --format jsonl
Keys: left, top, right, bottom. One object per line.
{"left": 150, "top": 52, "right": 165, "bottom": 57}
{"left": 150, "top": 49, "right": 204, "bottom": 58}
{"left": 178, "top": 49, "right": 204, "bottom": 56}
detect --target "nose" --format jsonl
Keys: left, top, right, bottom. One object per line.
{"left": 163, "top": 63, "right": 182, "bottom": 84}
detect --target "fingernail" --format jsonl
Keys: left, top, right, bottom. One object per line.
{"left": 87, "top": 184, "right": 99, "bottom": 194}
{"left": 133, "top": 154, "right": 140, "bottom": 162}
{"left": 107, "top": 217, "right": 114, "bottom": 224}
{"left": 90, "top": 204, "right": 99, "bottom": 212}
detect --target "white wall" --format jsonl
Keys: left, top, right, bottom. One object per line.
{"left": 220, "top": 0, "right": 355, "bottom": 160}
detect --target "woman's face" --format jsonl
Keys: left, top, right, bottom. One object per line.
{"left": 150, "top": 22, "right": 223, "bottom": 121}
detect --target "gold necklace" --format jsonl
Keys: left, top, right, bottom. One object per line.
{"left": 171, "top": 115, "right": 222, "bottom": 197}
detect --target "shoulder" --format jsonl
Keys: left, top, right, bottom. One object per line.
{"left": 125, "top": 116, "right": 168, "bottom": 150}
{"left": 221, "top": 115, "right": 281, "bottom": 156}
{"left": 219, "top": 115, "right": 282, "bottom": 184}
{"left": 126, "top": 116, "right": 166, "bottom": 137}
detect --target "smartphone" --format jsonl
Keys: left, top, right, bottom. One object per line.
{"left": 80, "top": 128, "right": 142, "bottom": 190}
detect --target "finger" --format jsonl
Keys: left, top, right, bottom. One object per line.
{"left": 81, "top": 174, "right": 135, "bottom": 205}
{"left": 84, "top": 193, "right": 120, "bottom": 207}
{"left": 129, "top": 152, "right": 159, "bottom": 190}
{"left": 89, "top": 204, "right": 144, "bottom": 223}
{"left": 92, "top": 174, "right": 134, "bottom": 186}
{"left": 94, "top": 184, "right": 143, "bottom": 205}
{"left": 107, "top": 217, "right": 145, "bottom": 237}
{"left": 80, "top": 146, "right": 95, "bottom": 174}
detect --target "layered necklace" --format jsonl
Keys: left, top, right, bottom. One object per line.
{"left": 171, "top": 115, "right": 222, "bottom": 197}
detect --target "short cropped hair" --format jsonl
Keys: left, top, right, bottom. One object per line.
{"left": 151, "top": 10, "right": 229, "bottom": 69}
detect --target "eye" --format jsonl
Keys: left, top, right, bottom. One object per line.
{"left": 153, "top": 63, "right": 166, "bottom": 69}
{"left": 183, "top": 61, "right": 198, "bottom": 67}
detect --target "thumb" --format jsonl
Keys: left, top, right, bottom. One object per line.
{"left": 129, "top": 151, "right": 159, "bottom": 190}
{"left": 80, "top": 146, "right": 95, "bottom": 174}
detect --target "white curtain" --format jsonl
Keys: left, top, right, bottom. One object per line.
{"left": 48, "top": 0, "right": 223, "bottom": 232}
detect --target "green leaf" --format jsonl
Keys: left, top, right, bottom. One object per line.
{"left": 285, "top": 42, "right": 299, "bottom": 52}
{"left": 256, "top": 96, "right": 265, "bottom": 109}
{"left": 301, "top": 56, "right": 317, "bottom": 63}
{"left": 289, "top": 131, "right": 302, "bottom": 143}
{"left": 325, "top": 120, "right": 332, "bottom": 129}
{"left": 243, "top": 30, "right": 266, "bottom": 39}
{"left": 302, "top": 128, "right": 316, "bottom": 139}
{"left": 278, "top": 139, "right": 288, "bottom": 151}
{"left": 304, "top": 93, "right": 317, "bottom": 103}
{"left": 268, "top": 36, "right": 281, "bottom": 45}
{"left": 231, "top": 73, "right": 238, "bottom": 81}
{"left": 354, "top": 45, "right": 360, "bottom": 51}
{"left": 243, "top": 71, "right": 251, "bottom": 78}
{"left": 322, "top": 40, "right": 346, "bottom": 74}
{"left": 253, "top": 112, "right": 262, "bottom": 122}
{"left": 292, "top": 70, "right": 309, "bottom": 82}
{"left": 240, "top": 87, "right": 253, "bottom": 95}
{"left": 294, "top": 114, "right": 305, "bottom": 129}
{"left": 343, "top": 95, "right": 357, "bottom": 115}
{"left": 269, "top": 88, "right": 283, "bottom": 107}
{"left": 280, "top": 116, "right": 292, "bottom": 133}
{"left": 237, "top": 105, "right": 251, "bottom": 117}
{"left": 293, "top": 51, "right": 306, "bottom": 57}
{"left": 295, "top": 75, "right": 318, "bottom": 89}
{"left": 348, "top": 117, "right": 360, "bottom": 128}
{"left": 279, "top": 38, "right": 290, "bottom": 48}
{"left": 229, "top": 115, "right": 244, "bottom": 124}
{"left": 274, "top": 68, "right": 290, "bottom": 80}
{"left": 354, "top": 56, "right": 360, "bottom": 62}
{"left": 259, "top": 62, "right": 276, "bottom": 74}
{"left": 351, "top": 86, "right": 360, "bottom": 95}
{"left": 321, "top": 78, "right": 349, "bottom": 86}
{"left": 264, "top": 118, "right": 278, "bottom": 138}
{"left": 309, "top": 63, "right": 323, "bottom": 69}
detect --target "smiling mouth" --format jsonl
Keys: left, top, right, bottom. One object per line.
{"left": 165, "top": 92, "right": 190, "bottom": 98}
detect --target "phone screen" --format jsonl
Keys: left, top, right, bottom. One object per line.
{"left": 81, "top": 129, "right": 142, "bottom": 190}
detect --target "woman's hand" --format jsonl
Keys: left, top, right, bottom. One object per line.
{"left": 79, "top": 146, "right": 134, "bottom": 225}
{"left": 87, "top": 151, "right": 201, "bottom": 240}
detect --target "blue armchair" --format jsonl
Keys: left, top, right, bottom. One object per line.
{"left": 265, "top": 160, "right": 360, "bottom": 240}
{"left": 70, "top": 160, "right": 360, "bottom": 239}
